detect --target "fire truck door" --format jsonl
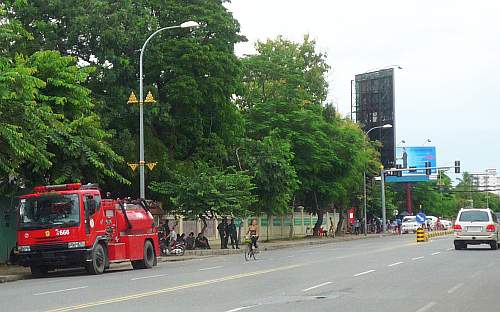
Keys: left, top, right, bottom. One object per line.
{"left": 84, "top": 195, "right": 97, "bottom": 235}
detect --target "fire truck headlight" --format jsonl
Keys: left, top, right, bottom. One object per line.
{"left": 68, "top": 241, "right": 86, "bottom": 249}
{"left": 18, "top": 245, "right": 31, "bottom": 252}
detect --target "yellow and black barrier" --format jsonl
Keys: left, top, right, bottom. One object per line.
{"left": 416, "top": 228, "right": 427, "bottom": 242}
{"left": 427, "top": 229, "right": 453, "bottom": 238}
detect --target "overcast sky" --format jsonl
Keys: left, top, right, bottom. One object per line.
{"left": 226, "top": 0, "right": 500, "bottom": 178}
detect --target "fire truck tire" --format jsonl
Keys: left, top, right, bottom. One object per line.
{"left": 87, "top": 243, "right": 107, "bottom": 275}
{"left": 30, "top": 265, "right": 48, "bottom": 276}
{"left": 132, "top": 240, "right": 155, "bottom": 269}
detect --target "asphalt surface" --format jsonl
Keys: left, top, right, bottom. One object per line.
{"left": 1, "top": 234, "right": 499, "bottom": 312}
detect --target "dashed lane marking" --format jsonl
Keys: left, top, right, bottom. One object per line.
{"left": 131, "top": 274, "right": 168, "bottom": 281}
{"left": 447, "top": 283, "right": 464, "bottom": 294}
{"left": 353, "top": 270, "right": 375, "bottom": 277}
{"left": 302, "top": 281, "right": 332, "bottom": 292}
{"left": 415, "top": 302, "right": 436, "bottom": 312}
{"left": 199, "top": 266, "right": 223, "bottom": 271}
{"left": 34, "top": 286, "right": 88, "bottom": 296}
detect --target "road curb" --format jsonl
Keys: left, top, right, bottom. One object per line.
{"left": 159, "top": 234, "right": 393, "bottom": 261}
{"left": 0, "top": 274, "right": 30, "bottom": 284}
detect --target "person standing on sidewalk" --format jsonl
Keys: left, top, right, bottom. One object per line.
{"left": 396, "top": 218, "right": 402, "bottom": 235}
{"left": 228, "top": 218, "right": 239, "bottom": 249}
{"left": 217, "top": 217, "right": 228, "bottom": 249}
{"left": 354, "top": 219, "right": 360, "bottom": 235}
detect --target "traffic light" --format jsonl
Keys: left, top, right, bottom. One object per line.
{"left": 425, "top": 161, "right": 431, "bottom": 175}
{"left": 455, "top": 161, "right": 461, "bottom": 174}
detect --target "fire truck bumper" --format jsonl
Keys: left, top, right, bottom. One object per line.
{"left": 17, "top": 248, "right": 92, "bottom": 268}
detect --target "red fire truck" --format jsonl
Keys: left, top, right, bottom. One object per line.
{"left": 16, "top": 183, "right": 160, "bottom": 276}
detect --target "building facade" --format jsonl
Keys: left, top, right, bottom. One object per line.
{"left": 470, "top": 169, "right": 500, "bottom": 196}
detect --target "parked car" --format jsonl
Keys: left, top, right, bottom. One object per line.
{"left": 401, "top": 216, "right": 419, "bottom": 234}
{"left": 453, "top": 208, "right": 500, "bottom": 250}
{"left": 440, "top": 219, "right": 452, "bottom": 230}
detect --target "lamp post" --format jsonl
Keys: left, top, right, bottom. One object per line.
{"left": 364, "top": 124, "right": 392, "bottom": 235}
{"left": 136, "top": 21, "right": 200, "bottom": 199}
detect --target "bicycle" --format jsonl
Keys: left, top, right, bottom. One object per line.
{"left": 244, "top": 237, "right": 257, "bottom": 261}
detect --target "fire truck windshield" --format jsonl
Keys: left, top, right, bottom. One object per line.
{"left": 19, "top": 194, "right": 80, "bottom": 230}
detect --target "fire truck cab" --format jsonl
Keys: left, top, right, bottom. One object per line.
{"left": 16, "top": 183, "right": 160, "bottom": 276}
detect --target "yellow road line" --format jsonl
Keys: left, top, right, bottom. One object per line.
{"left": 45, "top": 264, "right": 302, "bottom": 312}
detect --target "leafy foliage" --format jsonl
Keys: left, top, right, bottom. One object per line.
{"left": 240, "top": 135, "right": 299, "bottom": 216}
{"left": 150, "top": 161, "right": 256, "bottom": 218}
{"left": 0, "top": 8, "right": 127, "bottom": 190}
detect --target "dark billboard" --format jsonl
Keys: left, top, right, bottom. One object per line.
{"left": 353, "top": 68, "right": 396, "bottom": 169}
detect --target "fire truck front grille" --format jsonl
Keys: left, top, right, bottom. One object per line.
{"left": 31, "top": 243, "right": 69, "bottom": 252}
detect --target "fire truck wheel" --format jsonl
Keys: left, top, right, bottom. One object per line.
{"left": 87, "top": 243, "right": 107, "bottom": 275}
{"left": 30, "top": 265, "right": 48, "bottom": 276}
{"left": 132, "top": 240, "right": 155, "bottom": 269}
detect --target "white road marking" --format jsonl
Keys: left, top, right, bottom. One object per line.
{"left": 302, "top": 281, "right": 332, "bottom": 292}
{"left": 224, "top": 305, "right": 257, "bottom": 312}
{"left": 199, "top": 266, "right": 223, "bottom": 271}
{"left": 447, "top": 283, "right": 464, "bottom": 294}
{"left": 131, "top": 274, "right": 168, "bottom": 281}
{"left": 471, "top": 271, "right": 483, "bottom": 278}
{"left": 353, "top": 270, "right": 376, "bottom": 277}
{"left": 388, "top": 261, "right": 404, "bottom": 267}
{"left": 412, "top": 256, "right": 424, "bottom": 260}
{"left": 287, "top": 255, "right": 294, "bottom": 258}
{"left": 415, "top": 302, "right": 436, "bottom": 312}
{"left": 447, "top": 247, "right": 454, "bottom": 251}
{"left": 431, "top": 252, "right": 441, "bottom": 255}
{"left": 33, "top": 286, "right": 88, "bottom": 296}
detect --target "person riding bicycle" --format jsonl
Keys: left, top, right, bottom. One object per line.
{"left": 246, "top": 218, "right": 259, "bottom": 250}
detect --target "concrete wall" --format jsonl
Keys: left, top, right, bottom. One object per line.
{"left": 0, "top": 197, "right": 17, "bottom": 263}
{"left": 163, "top": 209, "right": 340, "bottom": 244}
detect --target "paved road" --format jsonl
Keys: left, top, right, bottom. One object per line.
{"left": 1, "top": 235, "right": 499, "bottom": 312}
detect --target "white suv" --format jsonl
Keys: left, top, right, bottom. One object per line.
{"left": 453, "top": 208, "right": 500, "bottom": 250}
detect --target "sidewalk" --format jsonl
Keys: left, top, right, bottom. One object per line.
{"left": 0, "top": 233, "right": 392, "bottom": 283}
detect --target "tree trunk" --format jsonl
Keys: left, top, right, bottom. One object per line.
{"left": 314, "top": 212, "right": 324, "bottom": 236}
{"left": 336, "top": 208, "right": 345, "bottom": 236}
{"left": 313, "top": 192, "right": 323, "bottom": 236}
{"left": 199, "top": 215, "right": 208, "bottom": 235}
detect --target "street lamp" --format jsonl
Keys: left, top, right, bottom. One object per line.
{"left": 137, "top": 21, "right": 200, "bottom": 199}
{"left": 363, "top": 124, "right": 392, "bottom": 236}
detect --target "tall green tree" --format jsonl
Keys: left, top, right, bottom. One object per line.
{"left": 4, "top": 0, "right": 247, "bottom": 198}
{"left": 0, "top": 8, "right": 127, "bottom": 192}
{"left": 241, "top": 36, "right": 380, "bottom": 233}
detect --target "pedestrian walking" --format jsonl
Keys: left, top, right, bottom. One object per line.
{"left": 396, "top": 218, "right": 402, "bottom": 235}
{"left": 228, "top": 218, "right": 239, "bottom": 249}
